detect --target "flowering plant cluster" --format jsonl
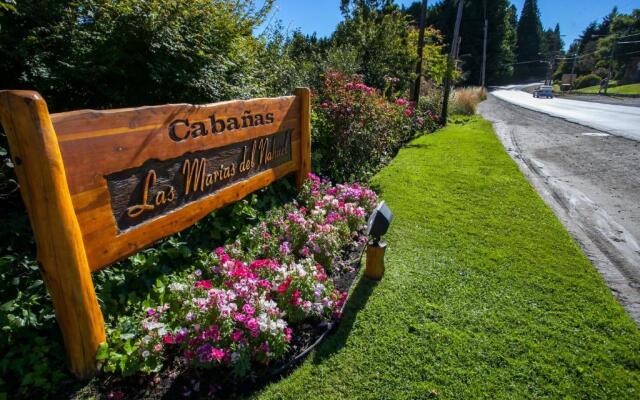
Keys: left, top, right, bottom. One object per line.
{"left": 98, "top": 175, "right": 378, "bottom": 378}
{"left": 313, "top": 71, "right": 440, "bottom": 182}
{"left": 236, "top": 173, "right": 377, "bottom": 273}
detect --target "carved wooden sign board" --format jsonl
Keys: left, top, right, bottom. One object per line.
{"left": 0, "top": 88, "right": 311, "bottom": 378}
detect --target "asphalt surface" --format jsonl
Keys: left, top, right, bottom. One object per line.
{"left": 492, "top": 89, "right": 640, "bottom": 141}
{"left": 478, "top": 95, "right": 640, "bottom": 324}
{"left": 557, "top": 93, "right": 640, "bottom": 108}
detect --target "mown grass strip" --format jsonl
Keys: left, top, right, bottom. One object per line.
{"left": 255, "top": 116, "right": 640, "bottom": 399}
{"left": 576, "top": 82, "right": 640, "bottom": 95}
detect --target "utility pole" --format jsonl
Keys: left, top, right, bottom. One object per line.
{"left": 412, "top": 0, "right": 428, "bottom": 103}
{"left": 480, "top": 0, "right": 488, "bottom": 87}
{"left": 605, "top": 40, "right": 616, "bottom": 95}
{"left": 440, "top": 0, "right": 464, "bottom": 125}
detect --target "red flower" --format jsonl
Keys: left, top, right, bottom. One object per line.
{"left": 290, "top": 290, "right": 302, "bottom": 305}
{"left": 277, "top": 276, "right": 293, "bottom": 294}
{"left": 194, "top": 280, "right": 212, "bottom": 290}
{"left": 162, "top": 334, "right": 174, "bottom": 345}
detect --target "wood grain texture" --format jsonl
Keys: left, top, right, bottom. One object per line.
{"left": 0, "top": 90, "right": 105, "bottom": 379}
{"left": 49, "top": 95, "right": 302, "bottom": 270}
{"left": 294, "top": 88, "right": 312, "bottom": 188}
{"left": 105, "top": 129, "right": 293, "bottom": 231}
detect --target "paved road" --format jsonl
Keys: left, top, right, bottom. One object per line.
{"left": 492, "top": 89, "right": 640, "bottom": 141}
{"left": 557, "top": 93, "right": 640, "bottom": 108}
{"left": 478, "top": 95, "right": 640, "bottom": 324}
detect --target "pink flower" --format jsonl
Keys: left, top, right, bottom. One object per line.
{"left": 258, "top": 279, "right": 271, "bottom": 289}
{"left": 231, "top": 330, "right": 244, "bottom": 342}
{"left": 284, "top": 327, "right": 293, "bottom": 342}
{"left": 242, "top": 304, "right": 255, "bottom": 316}
{"left": 395, "top": 98, "right": 408, "bottom": 106}
{"left": 194, "top": 280, "right": 212, "bottom": 290}
{"left": 245, "top": 318, "right": 259, "bottom": 332}
{"left": 259, "top": 341, "right": 270, "bottom": 353}
{"left": 291, "top": 290, "right": 302, "bottom": 306}
{"left": 211, "top": 348, "right": 225, "bottom": 362}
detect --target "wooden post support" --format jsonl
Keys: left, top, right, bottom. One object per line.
{"left": 294, "top": 87, "right": 312, "bottom": 189}
{"left": 0, "top": 90, "right": 105, "bottom": 379}
{"left": 365, "top": 241, "right": 387, "bottom": 280}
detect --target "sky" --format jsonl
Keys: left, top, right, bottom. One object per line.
{"left": 257, "top": 0, "right": 638, "bottom": 49}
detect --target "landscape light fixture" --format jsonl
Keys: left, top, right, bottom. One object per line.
{"left": 365, "top": 201, "right": 394, "bottom": 280}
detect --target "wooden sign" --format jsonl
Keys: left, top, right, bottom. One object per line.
{"left": 0, "top": 88, "right": 311, "bottom": 378}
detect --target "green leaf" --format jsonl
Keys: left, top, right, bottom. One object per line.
{"left": 96, "top": 342, "right": 109, "bottom": 361}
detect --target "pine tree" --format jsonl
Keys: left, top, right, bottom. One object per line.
{"left": 414, "top": 0, "right": 517, "bottom": 85}
{"left": 515, "top": 0, "right": 544, "bottom": 80}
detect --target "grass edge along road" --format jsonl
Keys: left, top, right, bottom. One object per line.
{"left": 255, "top": 116, "right": 640, "bottom": 399}
{"left": 575, "top": 83, "right": 640, "bottom": 95}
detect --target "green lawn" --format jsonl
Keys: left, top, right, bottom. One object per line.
{"left": 576, "top": 82, "right": 640, "bottom": 95}
{"left": 255, "top": 116, "right": 640, "bottom": 399}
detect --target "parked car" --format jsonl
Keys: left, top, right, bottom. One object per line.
{"left": 533, "top": 85, "right": 554, "bottom": 98}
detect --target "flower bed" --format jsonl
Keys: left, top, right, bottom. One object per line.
{"left": 95, "top": 174, "right": 377, "bottom": 397}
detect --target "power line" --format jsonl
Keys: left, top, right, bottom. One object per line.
{"left": 506, "top": 59, "right": 546, "bottom": 66}
{"left": 555, "top": 49, "right": 600, "bottom": 61}
{"left": 617, "top": 32, "right": 640, "bottom": 39}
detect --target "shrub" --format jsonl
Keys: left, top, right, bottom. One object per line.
{"left": 98, "top": 176, "right": 377, "bottom": 378}
{"left": 313, "top": 72, "right": 438, "bottom": 182}
{"left": 449, "top": 87, "right": 487, "bottom": 116}
{"left": 574, "top": 74, "right": 602, "bottom": 89}
{"left": 0, "top": 0, "right": 290, "bottom": 111}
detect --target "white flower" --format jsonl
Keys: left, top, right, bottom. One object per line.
{"left": 168, "top": 282, "right": 187, "bottom": 292}
{"left": 147, "top": 321, "right": 164, "bottom": 330}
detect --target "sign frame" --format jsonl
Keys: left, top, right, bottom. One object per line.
{"left": 0, "top": 88, "right": 311, "bottom": 378}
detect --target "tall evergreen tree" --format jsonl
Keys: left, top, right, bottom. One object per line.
{"left": 409, "top": 0, "right": 516, "bottom": 85}
{"left": 515, "top": 0, "right": 544, "bottom": 80}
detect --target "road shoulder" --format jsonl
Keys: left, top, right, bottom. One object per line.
{"left": 479, "top": 96, "right": 640, "bottom": 325}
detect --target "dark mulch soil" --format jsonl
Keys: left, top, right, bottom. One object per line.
{"left": 63, "top": 246, "right": 365, "bottom": 400}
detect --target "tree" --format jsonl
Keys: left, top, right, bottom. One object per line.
{"left": 333, "top": 4, "right": 416, "bottom": 92}
{"left": 340, "top": 0, "right": 394, "bottom": 16}
{"left": 562, "top": 7, "right": 638, "bottom": 80}
{"left": 414, "top": 0, "right": 516, "bottom": 85}
{"left": 515, "top": 0, "right": 545, "bottom": 80}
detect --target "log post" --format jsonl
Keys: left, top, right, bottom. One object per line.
{"left": 365, "top": 241, "right": 387, "bottom": 280}
{"left": 294, "top": 87, "right": 312, "bottom": 189}
{"left": 0, "top": 90, "right": 105, "bottom": 379}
